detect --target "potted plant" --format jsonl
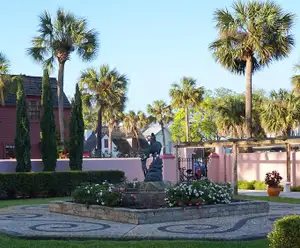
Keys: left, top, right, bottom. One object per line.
{"left": 265, "top": 171, "right": 283, "bottom": 197}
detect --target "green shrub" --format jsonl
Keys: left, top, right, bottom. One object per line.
{"left": 291, "top": 186, "right": 300, "bottom": 192}
{"left": 0, "top": 171, "right": 124, "bottom": 199}
{"left": 165, "top": 179, "right": 233, "bottom": 207}
{"left": 238, "top": 180, "right": 255, "bottom": 190}
{"left": 253, "top": 180, "right": 266, "bottom": 190}
{"left": 268, "top": 215, "right": 300, "bottom": 248}
{"left": 72, "top": 182, "right": 123, "bottom": 206}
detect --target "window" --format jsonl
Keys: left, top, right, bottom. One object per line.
{"left": 5, "top": 145, "right": 15, "bottom": 159}
{"left": 28, "top": 101, "right": 40, "bottom": 120}
{"left": 104, "top": 139, "right": 109, "bottom": 148}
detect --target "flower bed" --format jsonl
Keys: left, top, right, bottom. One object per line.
{"left": 165, "top": 180, "right": 233, "bottom": 207}
{"left": 71, "top": 179, "right": 233, "bottom": 208}
{"left": 50, "top": 179, "right": 269, "bottom": 224}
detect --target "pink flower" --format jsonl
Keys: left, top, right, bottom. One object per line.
{"left": 130, "top": 194, "right": 136, "bottom": 199}
{"left": 178, "top": 202, "right": 183, "bottom": 207}
{"left": 195, "top": 202, "right": 200, "bottom": 206}
{"left": 188, "top": 203, "right": 192, "bottom": 206}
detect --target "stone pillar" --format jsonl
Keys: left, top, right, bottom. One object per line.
{"left": 207, "top": 153, "right": 220, "bottom": 183}
{"left": 161, "top": 154, "right": 177, "bottom": 183}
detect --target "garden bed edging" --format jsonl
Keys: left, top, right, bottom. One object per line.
{"left": 49, "top": 200, "right": 269, "bottom": 224}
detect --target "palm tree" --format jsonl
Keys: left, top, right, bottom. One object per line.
{"left": 79, "top": 65, "right": 128, "bottom": 157}
{"left": 122, "top": 111, "right": 149, "bottom": 150}
{"left": 291, "top": 64, "right": 300, "bottom": 94}
{"left": 214, "top": 94, "right": 246, "bottom": 138}
{"left": 169, "top": 77, "right": 204, "bottom": 142}
{"left": 103, "top": 100, "right": 126, "bottom": 154}
{"left": 260, "top": 89, "right": 300, "bottom": 136}
{"left": 209, "top": 1, "right": 295, "bottom": 138}
{"left": 147, "top": 100, "right": 173, "bottom": 154}
{"left": 28, "top": 9, "right": 99, "bottom": 146}
{"left": 0, "top": 52, "right": 10, "bottom": 106}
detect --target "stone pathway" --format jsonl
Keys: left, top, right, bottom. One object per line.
{"left": 0, "top": 202, "right": 299, "bottom": 240}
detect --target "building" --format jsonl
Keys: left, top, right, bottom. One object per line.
{"left": 83, "top": 126, "right": 149, "bottom": 157}
{"left": 142, "top": 123, "right": 174, "bottom": 154}
{"left": 0, "top": 75, "right": 71, "bottom": 159}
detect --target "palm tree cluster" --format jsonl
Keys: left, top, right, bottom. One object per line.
{"left": 1, "top": 0, "right": 299, "bottom": 158}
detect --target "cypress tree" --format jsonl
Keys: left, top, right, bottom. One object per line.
{"left": 40, "top": 69, "right": 57, "bottom": 171}
{"left": 15, "top": 77, "right": 31, "bottom": 172}
{"left": 69, "top": 84, "right": 84, "bottom": 170}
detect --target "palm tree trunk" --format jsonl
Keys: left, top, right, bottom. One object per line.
{"left": 161, "top": 122, "right": 166, "bottom": 154}
{"left": 185, "top": 107, "right": 190, "bottom": 142}
{"left": 245, "top": 57, "right": 253, "bottom": 138}
{"left": 97, "top": 106, "right": 103, "bottom": 157}
{"left": 108, "top": 124, "right": 113, "bottom": 154}
{"left": 134, "top": 130, "right": 140, "bottom": 150}
{"left": 0, "top": 85, "right": 4, "bottom": 106}
{"left": 57, "top": 62, "right": 65, "bottom": 146}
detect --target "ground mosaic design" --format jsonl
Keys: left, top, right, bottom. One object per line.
{"left": 0, "top": 202, "right": 299, "bottom": 240}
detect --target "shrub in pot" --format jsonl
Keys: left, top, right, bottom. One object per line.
{"left": 265, "top": 171, "right": 282, "bottom": 197}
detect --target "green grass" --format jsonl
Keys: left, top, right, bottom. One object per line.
{"left": 234, "top": 195, "right": 300, "bottom": 204}
{"left": 0, "top": 197, "right": 70, "bottom": 209}
{"left": 0, "top": 236, "right": 268, "bottom": 248}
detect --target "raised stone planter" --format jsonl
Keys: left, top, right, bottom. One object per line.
{"left": 49, "top": 199, "right": 269, "bottom": 225}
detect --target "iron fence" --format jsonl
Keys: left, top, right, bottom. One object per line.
{"left": 178, "top": 157, "right": 208, "bottom": 182}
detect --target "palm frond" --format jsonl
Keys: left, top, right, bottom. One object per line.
{"left": 210, "top": 1, "right": 295, "bottom": 74}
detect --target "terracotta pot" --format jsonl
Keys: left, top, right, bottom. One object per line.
{"left": 267, "top": 186, "right": 281, "bottom": 197}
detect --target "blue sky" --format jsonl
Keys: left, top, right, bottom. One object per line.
{"left": 2, "top": 0, "right": 300, "bottom": 112}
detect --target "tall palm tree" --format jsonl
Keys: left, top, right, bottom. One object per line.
{"left": 79, "top": 65, "right": 128, "bottom": 157}
{"left": 260, "top": 89, "right": 300, "bottom": 136}
{"left": 122, "top": 111, "right": 149, "bottom": 150}
{"left": 0, "top": 52, "right": 10, "bottom": 106}
{"left": 209, "top": 1, "right": 295, "bottom": 138}
{"left": 169, "top": 77, "right": 204, "bottom": 142}
{"left": 28, "top": 9, "right": 99, "bottom": 145}
{"left": 147, "top": 100, "right": 173, "bottom": 154}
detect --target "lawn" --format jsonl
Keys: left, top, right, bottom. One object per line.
{"left": 0, "top": 197, "right": 70, "bottom": 209}
{"left": 234, "top": 195, "right": 300, "bottom": 204}
{"left": 0, "top": 236, "right": 268, "bottom": 248}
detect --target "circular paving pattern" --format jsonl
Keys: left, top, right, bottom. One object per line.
{"left": 0, "top": 213, "right": 43, "bottom": 220}
{"left": 19, "top": 205, "right": 49, "bottom": 211}
{"left": 158, "top": 215, "right": 283, "bottom": 234}
{"left": 29, "top": 221, "right": 111, "bottom": 232}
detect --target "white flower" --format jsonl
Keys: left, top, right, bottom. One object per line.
{"left": 101, "top": 202, "right": 105, "bottom": 205}
{"left": 87, "top": 190, "right": 90, "bottom": 194}
{"left": 195, "top": 193, "right": 199, "bottom": 197}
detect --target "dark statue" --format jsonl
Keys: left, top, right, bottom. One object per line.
{"left": 141, "top": 133, "right": 163, "bottom": 181}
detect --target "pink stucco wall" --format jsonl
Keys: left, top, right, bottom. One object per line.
{"left": 0, "top": 156, "right": 178, "bottom": 182}
{"left": 211, "top": 147, "right": 300, "bottom": 186}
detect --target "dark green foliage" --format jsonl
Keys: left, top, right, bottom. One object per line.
{"left": 268, "top": 215, "right": 300, "bottom": 248}
{"left": 40, "top": 69, "right": 57, "bottom": 171}
{"left": 15, "top": 78, "right": 31, "bottom": 172}
{"left": 0, "top": 170, "right": 124, "bottom": 199}
{"left": 69, "top": 84, "right": 84, "bottom": 170}
{"left": 291, "top": 186, "right": 300, "bottom": 192}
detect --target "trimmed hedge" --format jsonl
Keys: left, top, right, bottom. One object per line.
{"left": 291, "top": 186, "right": 300, "bottom": 192}
{"left": 238, "top": 180, "right": 289, "bottom": 191}
{"left": 0, "top": 171, "right": 124, "bottom": 200}
{"left": 268, "top": 215, "right": 300, "bottom": 248}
